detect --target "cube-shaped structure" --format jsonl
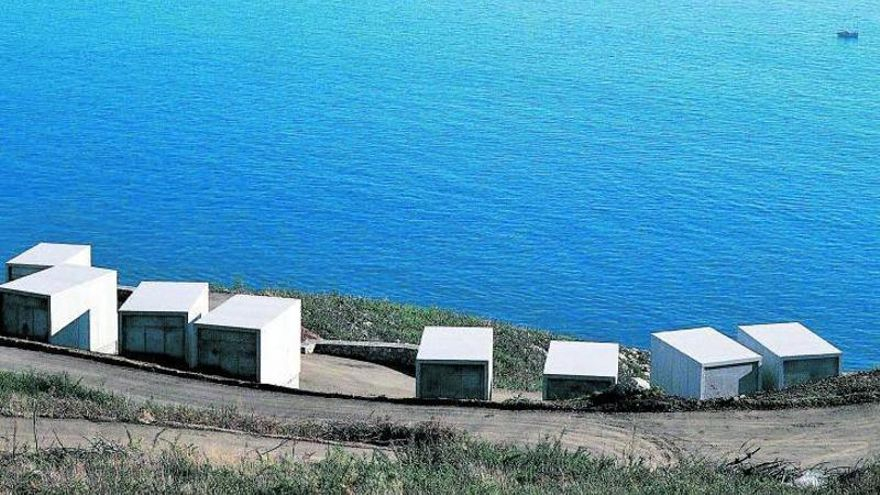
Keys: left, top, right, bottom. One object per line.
{"left": 0, "top": 265, "right": 117, "bottom": 353}
{"left": 6, "top": 243, "right": 91, "bottom": 281}
{"left": 737, "top": 322, "right": 841, "bottom": 390}
{"left": 416, "top": 327, "right": 493, "bottom": 400}
{"left": 194, "top": 295, "right": 301, "bottom": 388}
{"left": 118, "top": 282, "right": 210, "bottom": 368}
{"left": 651, "top": 327, "right": 761, "bottom": 400}
{"left": 543, "top": 341, "right": 619, "bottom": 400}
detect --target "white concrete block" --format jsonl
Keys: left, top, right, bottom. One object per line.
{"left": 6, "top": 243, "right": 91, "bottom": 281}
{"left": 194, "top": 294, "right": 301, "bottom": 388}
{"left": 651, "top": 327, "right": 761, "bottom": 400}
{"left": 737, "top": 322, "right": 841, "bottom": 390}
{"left": 416, "top": 327, "right": 493, "bottom": 400}
{"left": 119, "top": 281, "right": 210, "bottom": 368}
{"left": 543, "top": 341, "right": 619, "bottom": 400}
{"left": 0, "top": 264, "right": 117, "bottom": 353}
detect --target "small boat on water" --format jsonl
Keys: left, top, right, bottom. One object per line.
{"left": 838, "top": 18, "right": 860, "bottom": 39}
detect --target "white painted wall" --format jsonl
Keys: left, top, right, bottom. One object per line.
{"left": 651, "top": 335, "right": 702, "bottom": 399}
{"left": 43, "top": 270, "right": 117, "bottom": 353}
{"left": 737, "top": 329, "right": 784, "bottom": 390}
{"left": 186, "top": 289, "right": 210, "bottom": 368}
{"left": 258, "top": 300, "right": 301, "bottom": 388}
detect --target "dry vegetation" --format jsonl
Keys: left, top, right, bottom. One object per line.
{"left": 510, "top": 369, "right": 880, "bottom": 413}
{"left": 7, "top": 438, "right": 872, "bottom": 494}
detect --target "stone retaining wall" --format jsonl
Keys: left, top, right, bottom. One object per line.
{"left": 312, "top": 340, "right": 418, "bottom": 376}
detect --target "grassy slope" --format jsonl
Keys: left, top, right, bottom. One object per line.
{"left": 0, "top": 370, "right": 874, "bottom": 494}
{"left": 0, "top": 371, "right": 443, "bottom": 446}
{"left": 3, "top": 440, "right": 859, "bottom": 495}
{"left": 218, "top": 284, "right": 648, "bottom": 391}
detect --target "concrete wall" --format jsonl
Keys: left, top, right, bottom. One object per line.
{"left": 49, "top": 311, "right": 90, "bottom": 349}
{"left": 195, "top": 301, "right": 300, "bottom": 388}
{"left": 49, "top": 271, "right": 118, "bottom": 354}
{"left": 416, "top": 361, "right": 490, "bottom": 400}
{"left": 312, "top": 340, "right": 418, "bottom": 375}
{"left": 702, "top": 362, "right": 759, "bottom": 399}
{"left": 258, "top": 302, "right": 300, "bottom": 388}
{"left": 118, "top": 289, "right": 207, "bottom": 369}
{"left": 0, "top": 292, "right": 92, "bottom": 349}
{"left": 737, "top": 329, "right": 784, "bottom": 390}
{"left": 543, "top": 376, "right": 616, "bottom": 400}
{"left": 651, "top": 335, "right": 760, "bottom": 400}
{"left": 0, "top": 271, "right": 116, "bottom": 354}
{"left": 650, "top": 335, "right": 703, "bottom": 399}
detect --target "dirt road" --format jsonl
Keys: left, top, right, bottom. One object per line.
{"left": 0, "top": 345, "right": 877, "bottom": 468}
{"left": 0, "top": 416, "right": 384, "bottom": 464}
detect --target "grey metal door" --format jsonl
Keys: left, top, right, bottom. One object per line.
{"left": 783, "top": 357, "right": 839, "bottom": 388}
{"left": 419, "top": 363, "right": 485, "bottom": 399}
{"left": 197, "top": 327, "right": 258, "bottom": 381}
{"left": 122, "top": 315, "right": 186, "bottom": 360}
{"left": 1, "top": 293, "right": 49, "bottom": 341}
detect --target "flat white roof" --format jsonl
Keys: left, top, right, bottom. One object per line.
{"left": 416, "top": 327, "right": 493, "bottom": 362}
{"left": 739, "top": 322, "right": 841, "bottom": 359}
{"left": 543, "top": 341, "right": 619, "bottom": 378}
{"left": 652, "top": 327, "right": 761, "bottom": 367}
{"left": 120, "top": 281, "right": 208, "bottom": 314}
{"left": 7, "top": 243, "right": 90, "bottom": 266}
{"left": 196, "top": 294, "right": 299, "bottom": 330}
{"left": 0, "top": 264, "right": 114, "bottom": 297}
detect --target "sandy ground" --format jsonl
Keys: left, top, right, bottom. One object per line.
{"left": 301, "top": 353, "right": 540, "bottom": 401}
{"left": 1, "top": 345, "right": 878, "bottom": 468}
{"left": 0, "top": 415, "right": 386, "bottom": 464}
{"left": 300, "top": 353, "right": 413, "bottom": 397}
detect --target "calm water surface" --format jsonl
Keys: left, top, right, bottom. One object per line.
{"left": 1, "top": 1, "right": 879, "bottom": 368}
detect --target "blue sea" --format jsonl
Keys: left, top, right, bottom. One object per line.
{"left": 1, "top": 1, "right": 878, "bottom": 369}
